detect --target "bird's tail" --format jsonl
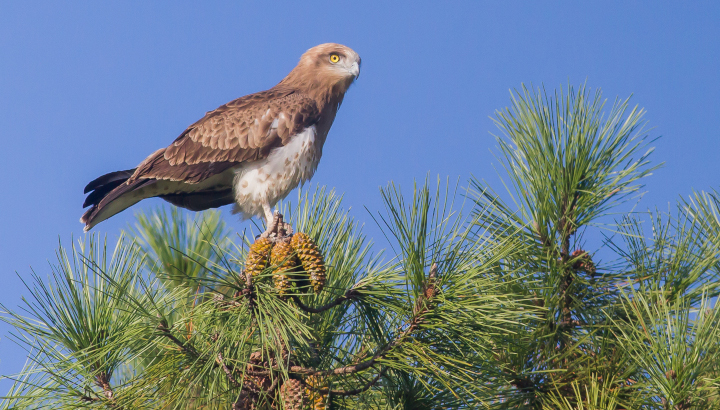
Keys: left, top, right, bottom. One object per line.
{"left": 81, "top": 169, "right": 154, "bottom": 231}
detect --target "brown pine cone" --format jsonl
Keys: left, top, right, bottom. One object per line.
{"left": 279, "top": 378, "right": 305, "bottom": 410}
{"left": 571, "top": 249, "right": 596, "bottom": 277}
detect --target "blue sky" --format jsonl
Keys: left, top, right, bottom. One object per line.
{"left": 0, "top": 1, "right": 718, "bottom": 383}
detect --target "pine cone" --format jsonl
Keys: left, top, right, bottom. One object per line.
{"left": 291, "top": 233, "right": 326, "bottom": 293}
{"left": 279, "top": 378, "right": 305, "bottom": 410}
{"left": 233, "top": 391, "right": 258, "bottom": 410}
{"left": 571, "top": 249, "right": 596, "bottom": 277}
{"left": 246, "top": 237, "right": 274, "bottom": 277}
{"left": 271, "top": 240, "right": 298, "bottom": 297}
{"left": 304, "top": 375, "right": 328, "bottom": 410}
{"left": 243, "top": 351, "right": 271, "bottom": 402}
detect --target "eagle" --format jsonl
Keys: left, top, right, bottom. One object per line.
{"left": 81, "top": 43, "right": 360, "bottom": 234}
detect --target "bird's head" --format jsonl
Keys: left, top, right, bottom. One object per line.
{"left": 280, "top": 43, "right": 361, "bottom": 104}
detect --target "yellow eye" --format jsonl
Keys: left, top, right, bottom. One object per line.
{"left": 329, "top": 54, "right": 340, "bottom": 63}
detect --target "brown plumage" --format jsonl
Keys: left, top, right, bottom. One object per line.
{"left": 81, "top": 43, "right": 360, "bottom": 231}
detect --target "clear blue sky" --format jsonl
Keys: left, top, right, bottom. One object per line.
{"left": 1, "top": 1, "right": 718, "bottom": 383}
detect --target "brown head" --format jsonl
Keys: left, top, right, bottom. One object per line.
{"left": 277, "top": 43, "right": 361, "bottom": 106}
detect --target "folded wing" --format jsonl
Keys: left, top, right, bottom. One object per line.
{"left": 81, "top": 88, "right": 320, "bottom": 231}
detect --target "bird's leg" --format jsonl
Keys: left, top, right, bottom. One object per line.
{"left": 263, "top": 203, "right": 274, "bottom": 228}
{"left": 259, "top": 203, "right": 293, "bottom": 239}
{"left": 260, "top": 204, "right": 278, "bottom": 238}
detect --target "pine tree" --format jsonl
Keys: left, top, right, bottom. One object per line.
{"left": 2, "top": 84, "right": 719, "bottom": 409}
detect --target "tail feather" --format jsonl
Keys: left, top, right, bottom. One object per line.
{"left": 84, "top": 169, "right": 136, "bottom": 194}
{"left": 83, "top": 179, "right": 128, "bottom": 208}
{"left": 81, "top": 167, "right": 237, "bottom": 231}
{"left": 81, "top": 170, "right": 155, "bottom": 231}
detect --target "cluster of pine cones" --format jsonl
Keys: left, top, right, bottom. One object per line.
{"left": 235, "top": 352, "right": 328, "bottom": 410}
{"left": 278, "top": 375, "right": 328, "bottom": 410}
{"left": 245, "top": 232, "right": 327, "bottom": 296}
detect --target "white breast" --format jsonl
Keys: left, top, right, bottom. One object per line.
{"left": 232, "top": 126, "right": 321, "bottom": 219}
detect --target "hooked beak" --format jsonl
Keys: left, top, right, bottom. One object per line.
{"left": 348, "top": 61, "right": 360, "bottom": 79}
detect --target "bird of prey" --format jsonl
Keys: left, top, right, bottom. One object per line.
{"left": 81, "top": 43, "right": 360, "bottom": 234}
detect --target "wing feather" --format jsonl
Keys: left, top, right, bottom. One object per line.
{"left": 128, "top": 89, "right": 320, "bottom": 184}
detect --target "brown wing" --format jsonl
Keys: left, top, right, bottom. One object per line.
{"left": 128, "top": 88, "right": 321, "bottom": 184}
{"left": 81, "top": 88, "right": 320, "bottom": 231}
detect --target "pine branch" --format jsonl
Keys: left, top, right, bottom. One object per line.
{"left": 296, "top": 266, "right": 437, "bottom": 378}
{"left": 246, "top": 266, "right": 438, "bottom": 384}
{"left": 242, "top": 270, "right": 257, "bottom": 323}
{"left": 312, "top": 367, "right": 388, "bottom": 396}
{"left": 290, "top": 288, "right": 360, "bottom": 314}
{"left": 217, "top": 351, "right": 241, "bottom": 387}
{"left": 95, "top": 372, "right": 116, "bottom": 407}
{"left": 156, "top": 320, "right": 200, "bottom": 357}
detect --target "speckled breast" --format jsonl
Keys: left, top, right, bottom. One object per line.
{"left": 232, "top": 125, "right": 322, "bottom": 217}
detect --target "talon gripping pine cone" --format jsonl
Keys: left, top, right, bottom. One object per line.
{"left": 270, "top": 240, "right": 298, "bottom": 297}
{"left": 245, "top": 237, "right": 274, "bottom": 277}
{"left": 291, "top": 233, "right": 327, "bottom": 293}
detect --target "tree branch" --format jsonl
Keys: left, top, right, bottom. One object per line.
{"left": 285, "top": 265, "right": 439, "bottom": 378}
{"left": 217, "top": 351, "right": 241, "bottom": 387}
{"left": 94, "top": 372, "right": 116, "bottom": 406}
{"left": 312, "top": 367, "right": 388, "bottom": 396}
{"left": 246, "top": 280, "right": 434, "bottom": 378}
{"left": 557, "top": 195, "right": 575, "bottom": 331}
{"left": 226, "top": 265, "right": 436, "bottom": 400}
{"left": 242, "top": 270, "right": 257, "bottom": 324}
{"left": 291, "top": 288, "right": 360, "bottom": 314}
{"left": 156, "top": 321, "right": 200, "bottom": 357}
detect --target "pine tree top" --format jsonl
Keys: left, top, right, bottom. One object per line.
{"left": 2, "top": 84, "right": 720, "bottom": 409}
